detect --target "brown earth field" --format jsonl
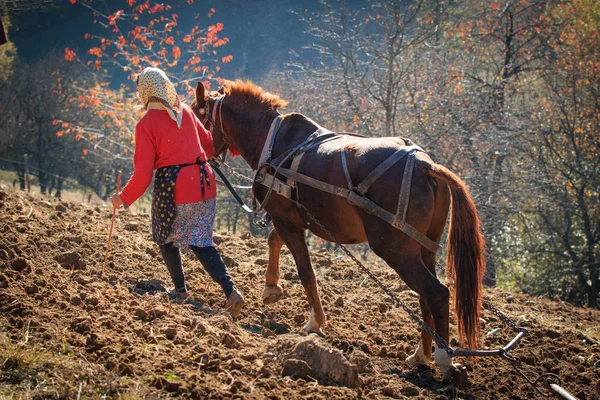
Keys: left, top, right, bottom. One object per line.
{"left": 1, "top": 187, "right": 599, "bottom": 399}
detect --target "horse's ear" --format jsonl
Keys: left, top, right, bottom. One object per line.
{"left": 195, "top": 82, "right": 206, "bottom": 108}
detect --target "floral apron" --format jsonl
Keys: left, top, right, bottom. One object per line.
{"left": 151, "top": 157, "right": 211, "bottom": 244}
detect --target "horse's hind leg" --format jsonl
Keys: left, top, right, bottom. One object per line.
{"left": 368, "top": 233, "right": 454, "bottom": 378}
{"left": 406, "top": 297, "right": 435, "bottom": 367}
{"left": 263, "top": 228, "right": 284, "bottom": 304}
{"left": 405, "top": 249, "right": 443, "bottom": 367}
{"left": 407, "top": 180, "right": 450, "bottom": 367}
{"left": 271, "top": 217, "right": 326, "bottom": 333}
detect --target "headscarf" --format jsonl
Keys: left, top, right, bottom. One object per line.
{"left": 136, "top": 67, "right": 183, "bottom": 129}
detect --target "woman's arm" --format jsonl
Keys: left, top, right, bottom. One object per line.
{"left": 119, "top": 122, "right": 156, "bottom": 206}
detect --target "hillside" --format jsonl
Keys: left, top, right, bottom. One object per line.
{"left": 1, "top": 187, "right": 598, "bottom": 399}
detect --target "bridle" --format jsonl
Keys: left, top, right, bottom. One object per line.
{"left": 198, "top": 93, "right": 229, "bottom": 162}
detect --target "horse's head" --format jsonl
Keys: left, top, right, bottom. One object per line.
{"left": 193, "top": 82, "right": 233, "bottom": 161}
{"left": 193, "top": 79, "right": 288, "bottom": 168}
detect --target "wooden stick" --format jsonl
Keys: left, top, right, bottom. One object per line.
{"left": 102, "top": 171, "right": 122, "bottom": 274}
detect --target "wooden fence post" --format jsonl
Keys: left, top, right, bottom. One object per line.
{"left": 23, "top": 154, "right": 30, "bottom": 192}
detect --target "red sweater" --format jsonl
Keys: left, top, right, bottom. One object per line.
{"left": 120, "top": 104, "right": 217, "bottom": 206}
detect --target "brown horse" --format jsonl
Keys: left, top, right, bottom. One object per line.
{"left": 193, "top": 80, "right": 485, "bottom": 383}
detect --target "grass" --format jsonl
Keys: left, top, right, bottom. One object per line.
{"left": 0, "top": 333, "right": 77, "bottom": 398}
{"left": 162, "top": 371, "right": 180, "bottom": 382}
{"left": 0, "top": 333, "right": 145, "bottom": 399}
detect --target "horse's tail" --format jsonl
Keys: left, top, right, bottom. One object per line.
{"left": 426, "top": 163, "right": 485, "bottom": 350}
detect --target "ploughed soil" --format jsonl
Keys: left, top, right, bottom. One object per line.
{"left": 1, "top": 187, "right": 599, "bottom": 399}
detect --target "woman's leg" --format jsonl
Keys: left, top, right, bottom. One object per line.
{"left": 159, "top": 242, "right": 187, "bottom": 292}
{"left": 191, "top": 245, "right": 234, "bottom": 297}
{"left": 191, "top": 245, "right": 244, "bottom": 317}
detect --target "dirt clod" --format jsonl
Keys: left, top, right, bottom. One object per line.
{"left": 282, "top": 358, "right": 314, "bottom": 380}
{"left": 275, "top": 336, "right": 361, "bottom": 388}
{"left": 10, "top": 258, "right": 29, "bottom": 272}
{"left": 54, "top": 252, "right": 84, "bottom": 269}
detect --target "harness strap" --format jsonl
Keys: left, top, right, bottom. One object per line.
{"left": 210, "top": 95, "right": 225, "bottom": 136}
{"left": 260, "top": 171, "right": 292, "bottom": 199}
{"left": 254, "top": 124, "right": 333, "bottom": 213}
{"left": 270, "top": 128, "right": 335, "bottom": 167}
{"left": 356, "top": 145, "right": 423, "bottom": 196}
{"left": 289, "top": 151, "right": 305, "bottom": 187}
{"left": 275, "top": 167, "right": 350, "bottom": 198}
{"left": 274, "top": 165, "right": 441, "bottom": 254}
{"left": 395, "top": 152, "right": 416, "bottom": 223}
{"left": 340, "top": 135, "right": 353, "bottom": 190}
{"left": 258, "top": 116, "right": 283, "bottom": 167}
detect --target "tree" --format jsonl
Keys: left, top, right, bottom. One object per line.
{"left": 0, "top": 15, "right": 18, "bottom": 164}
{"left": 69, "top": 0, "right": 231, "bottom": 96}
{"left": 0, "top": 54, "right": 98, "bottom": 194}
{"left": 499, "top": 0, "right": 600, "bottom": 307}
{"left": 290, "top": 0, "right": 439, "bottom": 137}
{"left": 54, "top": 0, "right": 233, "bottom": 196}
{"left": 424, "top": 0, "right": 555, "bottom": 285}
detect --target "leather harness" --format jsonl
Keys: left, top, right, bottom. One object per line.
{"left": 254, "top": 116, "right": 441, "bottom": 254}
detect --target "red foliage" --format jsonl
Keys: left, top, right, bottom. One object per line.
{"left": 64, "top": 48, "right": 76, "bottom": 62}
{"left": 172, "top": 46, "right": 181, "bottom": 59}
{"left": 108, "top": 10, "right": 124, "bottom": 25}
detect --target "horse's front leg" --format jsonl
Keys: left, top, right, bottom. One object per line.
{"left": 263, "top": 228, "right": 284, "bottom": 304}
{"left": 271, "top": 217, "right": 326, "bottom": 333}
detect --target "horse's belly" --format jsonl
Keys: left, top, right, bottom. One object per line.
{"left": 301, "top": 189, "right": 368, "bottom": 244}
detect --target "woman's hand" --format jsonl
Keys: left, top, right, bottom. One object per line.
{"left": 111, "top": 193, "right": 124, "bottom": 210}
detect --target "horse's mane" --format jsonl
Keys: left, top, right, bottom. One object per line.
{"left": 221, "top": 80, "right": 288, "bottom": 110}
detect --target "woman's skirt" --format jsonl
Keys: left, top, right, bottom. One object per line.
{"left": 167, "top": 198, "right": 216, "bottom": 249}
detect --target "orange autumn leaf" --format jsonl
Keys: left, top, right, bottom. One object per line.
{"left": 108, "top": 10, "right": 124, "bottom": 25}
{"left": 88, "top": 47, "right": 103, "bottom": 57}
{"left": 64, "top": 48, "right": 76, "bottom": 62}
{"left": 214, "top": 38, "right": 229, "bottom": 47}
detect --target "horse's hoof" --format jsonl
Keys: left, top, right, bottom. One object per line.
{"left": 442, "top": 363, "right": 469, "bottom": 388}
{"left": 406, "top": 352, "right": 430, "bottom": 367}
{"left": 303, "top": 324, "right": 323, "bottom": 335}
{"left": 303, "top": 310, "right": 324, "bottom": 334}
{"left": 262, "top": 285, "right": 283, "bottom": 305}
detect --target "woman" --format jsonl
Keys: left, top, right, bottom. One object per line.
{"left": 111, "top": 67, "right": 245, "bottom": 317}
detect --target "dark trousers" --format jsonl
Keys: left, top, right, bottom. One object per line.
{"left": 159, "top": 243, "right": 235, "bottom": 298}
